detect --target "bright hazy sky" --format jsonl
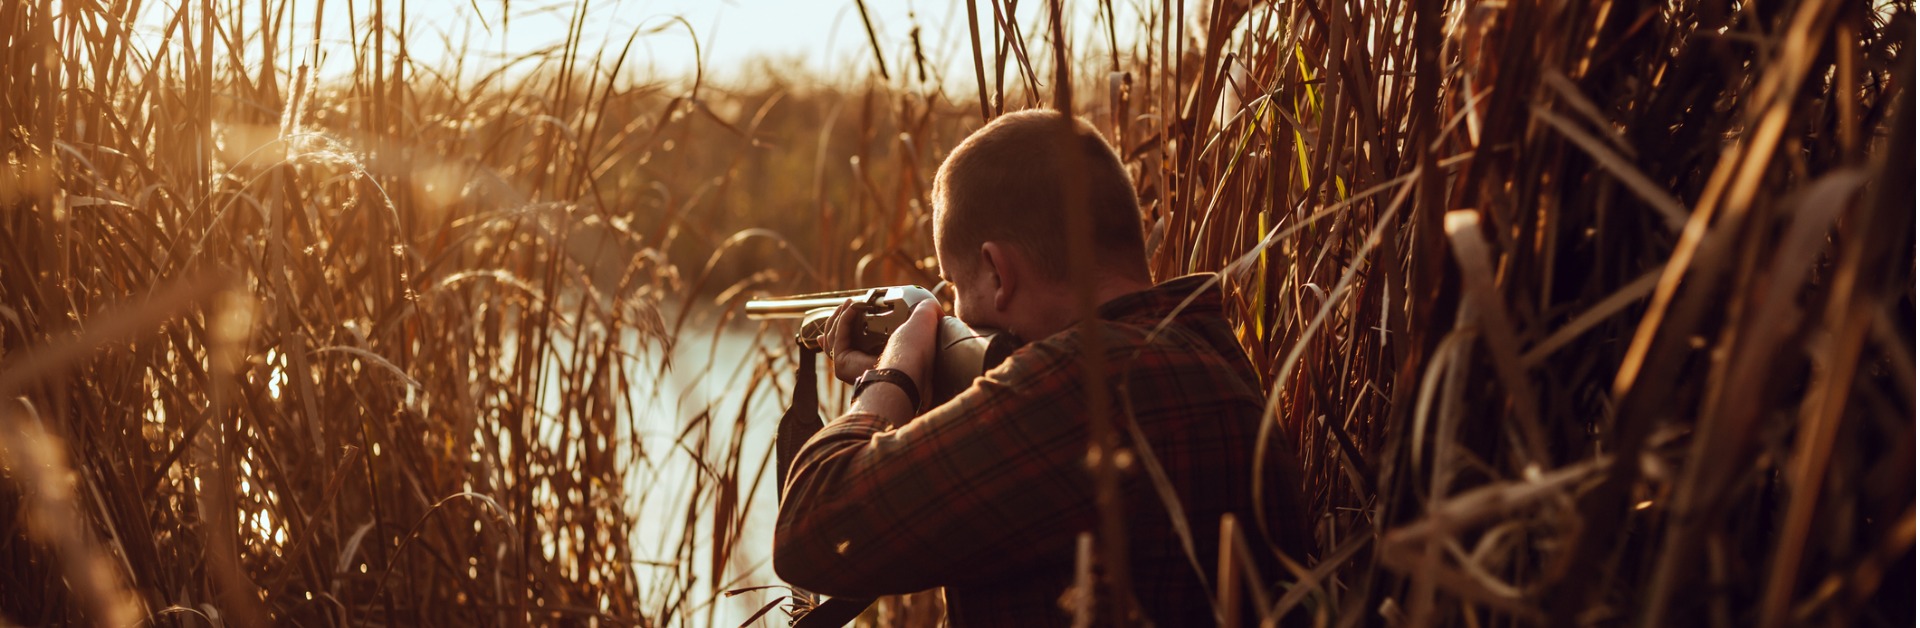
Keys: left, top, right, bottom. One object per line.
{"left": 128, "top": 0, "right": 1152, "bottom": 89}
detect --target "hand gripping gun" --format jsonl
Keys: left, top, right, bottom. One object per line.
{"left": 744, "top": 285, "right": 1020, "bottom": 406}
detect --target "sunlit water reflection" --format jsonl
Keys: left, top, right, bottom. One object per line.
{"left": 622, "top": 309, "right": 793, "bottom": 626}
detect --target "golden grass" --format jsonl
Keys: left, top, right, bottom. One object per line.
{"left": 1, "top": 0, "right": 1913, "bottom": 626}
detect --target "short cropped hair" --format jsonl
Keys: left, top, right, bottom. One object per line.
{"left": 933, "top": 110, "right": 1148, "bottom": 282}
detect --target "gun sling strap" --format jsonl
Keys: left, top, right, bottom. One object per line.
{"left": 776, "top": 346, "right": 876, "bottom": 627}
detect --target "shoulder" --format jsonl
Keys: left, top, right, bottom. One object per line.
{"left": 970, "top": 273, "right": 1258, "bottom": 402}
{"left": 991, "top": 313, "right": 1259, "bottom": 406}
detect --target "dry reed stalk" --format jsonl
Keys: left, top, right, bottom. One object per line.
{"left": 2, "top": 0, "right": 1910, "bottom": 626}
{"left": 0, "top": 1, "right": 742, "bottom": 624}
{"left": 945, "top": 0, "right": 1908, "bottom": 626}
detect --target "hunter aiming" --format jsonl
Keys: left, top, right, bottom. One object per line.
{"left": 772, "top": 109, "right": 1312, "bottom": 626}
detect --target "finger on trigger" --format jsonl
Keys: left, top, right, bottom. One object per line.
{"left": 912, "top": 298, "right": 942, "bottom": 325}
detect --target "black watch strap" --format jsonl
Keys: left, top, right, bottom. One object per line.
{"left": 853, "top": 368, "right": 920, "bottom": 412}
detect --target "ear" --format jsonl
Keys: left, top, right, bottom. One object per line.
{"left": 979, "top": 241, "right": 1018, "bottom": 313}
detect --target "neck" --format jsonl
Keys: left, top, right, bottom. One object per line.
{"left": 1025, "top": 273, "right": 1153, "bottom": 339}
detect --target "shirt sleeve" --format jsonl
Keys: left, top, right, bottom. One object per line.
{"left": 772, "top": 338, "right": 1100, "bottom": 598}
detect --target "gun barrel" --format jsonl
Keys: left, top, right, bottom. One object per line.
{"left": 743, "top": 288, "right": 875, "bottom": 319}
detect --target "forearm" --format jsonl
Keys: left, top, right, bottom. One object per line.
{"left": 772, "top": 412, "right": 938, "bottom": 597}
{"left": 773, "top": 358, "right": 1097, "bottom": 597}
{"left": 846, "top": 382, "right": 914, "bottom": 428}
{"left": 777, "top": 298, "right": 938, "bottom": 593}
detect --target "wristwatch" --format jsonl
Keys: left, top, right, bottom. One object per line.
{"left": 852, "top": 368, "right": 920, "bottom": 412}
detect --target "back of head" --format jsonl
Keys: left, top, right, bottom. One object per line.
{"left": 933, "top": 110, "right": 1148, "bottom": 283}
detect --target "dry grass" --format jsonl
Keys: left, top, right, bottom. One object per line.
{"left": 2, "top": 0, "right": 1912, "bottom": 626}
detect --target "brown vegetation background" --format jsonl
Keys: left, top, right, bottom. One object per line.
{"left": 0, "top": 0, "right": 1912, "bottom": 626}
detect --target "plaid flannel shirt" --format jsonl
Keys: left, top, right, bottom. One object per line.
{"left": 774, "top": 274, "right": 1308, "bottom": 626}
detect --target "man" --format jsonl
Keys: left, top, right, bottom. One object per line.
{"left": 773, "top": 109, "right": 1309, "bottom": 625}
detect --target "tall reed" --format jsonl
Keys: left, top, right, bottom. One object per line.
{"left": 0, "top": 1, "right": 756, "bottom": 624}
{"left": 755, "top": 0, "right": 1913, "bottom": 624}
{"left": 2, "top": 0, "right": 1911, "bottom": 626}
{"left": 1008, "top": 0, "right": 1913, "bottom": 625}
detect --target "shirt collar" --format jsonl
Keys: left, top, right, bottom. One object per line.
{"left": 1095, "top": 273, "right": 1224, "bottom": 321}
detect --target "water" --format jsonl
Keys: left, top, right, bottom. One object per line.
{"left": 622, "top": 311, "right": 795, "bottom": 626}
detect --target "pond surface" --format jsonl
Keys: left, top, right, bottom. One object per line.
{"left": 621, "top": 310, "right": 799, "bottom": 626}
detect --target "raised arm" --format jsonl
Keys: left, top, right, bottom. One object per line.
{"left": 772, "top": 340, "right": 1097, "bottom": 597}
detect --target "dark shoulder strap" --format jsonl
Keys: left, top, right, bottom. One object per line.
{"left": 776, "top": 346, "right": 822, "bottom": 494}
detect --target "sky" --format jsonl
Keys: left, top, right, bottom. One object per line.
{"left": 127, "top": 0, "right": 1151, "bottom": 91}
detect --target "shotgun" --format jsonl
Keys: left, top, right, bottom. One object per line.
{"left": 745, "top": 285, "right": 1020, "bottom": 406}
